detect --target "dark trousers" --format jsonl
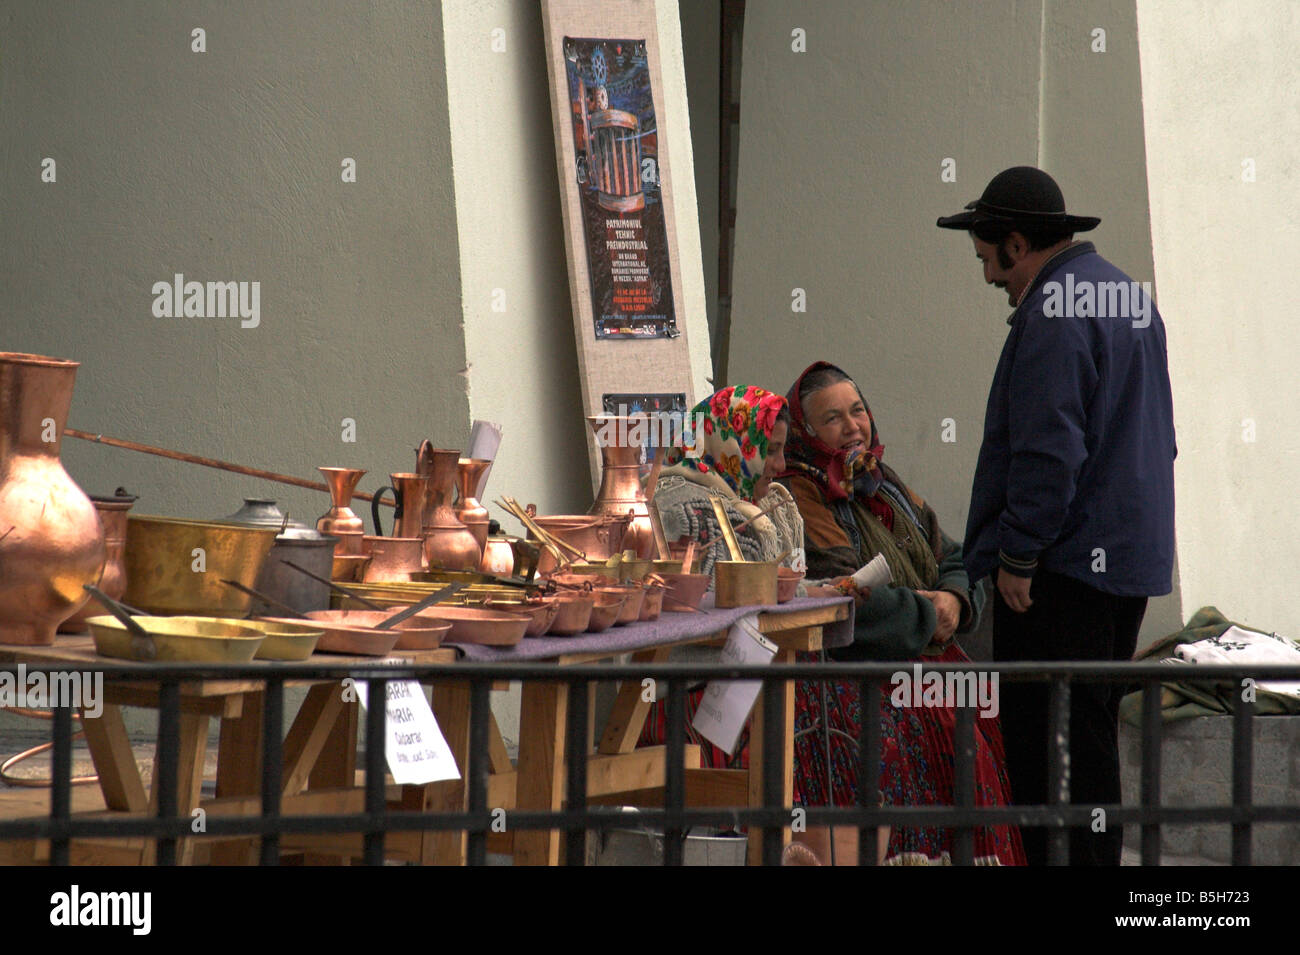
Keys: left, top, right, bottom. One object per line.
{"left": 993, "top": 569, "right": 1146, "bottom": 866}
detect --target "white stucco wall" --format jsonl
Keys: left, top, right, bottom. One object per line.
{"left": 1137, "top": 0, "right": 1300, "bottom": 637}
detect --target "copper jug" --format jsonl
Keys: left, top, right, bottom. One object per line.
{"left": 415, "top": 442, "right": 482, "bottom": 571}
{"left": 371, "top": 472, "right": 428, "bottom": 539}
{"left": 587, "top": 415, "right": 654, "bottom": 559}
{"left": 454, "top": 458, "right": 491, "bottom": 552}
{"left": 316, "top": 466, "right": 366, "bottom": 553}
{"left": 0, "top": 353, "right": 107, "bottom": 645}
{"left": 61, "top": 488, "right": 138, "bottom": 632}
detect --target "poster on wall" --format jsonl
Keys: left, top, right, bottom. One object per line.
{"left": 563, "top": 37, "right": 677, "bottom": 339}
{"left": 601, "top": 391, "right": 687, "bottom": 465}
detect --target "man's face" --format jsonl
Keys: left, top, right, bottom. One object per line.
{"left": 972, "top": 235, "right": 1023, "bottom": 307}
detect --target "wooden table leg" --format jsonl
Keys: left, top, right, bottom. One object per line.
{"left": 513, "top": 679, "right": 568, "bottom": 866}
{"left": 303, "top": 684, "right": 357, "bottom": 865}
{"left": 80, "top": 703, "right": 147, "bottom": 812}
{"left": 421, "top": 679, "right": 472, "bottom": 865}
{"left": 747, "top": 648, "right": 795, "bottom": 866}
{"left": 598, "top": 647, "right": 670, "bottom": 755}
{"left": 143, "top": 711, "right": 210, "bottom": 866}
{"left": 282, "top": 683, "right": 347, "bottom": 796}
{"left": 210, "top": 689, "right": 264, "bottom": 864}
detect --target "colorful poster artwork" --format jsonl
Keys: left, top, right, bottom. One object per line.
{"left": 564, "top": 37, "right": 677, "bottom": 339}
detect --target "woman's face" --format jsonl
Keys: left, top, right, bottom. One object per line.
{"left": 752, "top": 419, "right": 787, "bottom": 499}
{"left": 802, "top": 381, "right": 871, "bottom": 455}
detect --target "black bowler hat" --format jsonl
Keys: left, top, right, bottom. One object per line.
{"left": 936, "top": 165, "right": 1100, "bottom": 232}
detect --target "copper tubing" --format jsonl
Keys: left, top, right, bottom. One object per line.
{"left": 66, "top": 429, "right": 393, "bottom": 505}
{"left": 0, "top": 709, "right": 98, "bottom": 787}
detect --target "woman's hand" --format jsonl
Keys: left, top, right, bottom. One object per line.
{"left": 807, "top": 578, "right": 870, "bottom": 605}
{"left": 917, "top": 589, "right": 960, "bottom": 644}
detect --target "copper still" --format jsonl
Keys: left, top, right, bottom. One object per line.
{"left": 316, "top": 466, "right": 366, "bottom": 553}
{"left": 454, "top": 457, "right": 491, "bottom": 553}
{"left": 415, "top": 441, "right": 481, "bottom": 571}
{"left": 0, "top": 353, "right": 107, "bottom": 645}
{"left": 586, "top": 415, "right": 653, "bottom": 559}
{"left": 60, "top": 488, "right": 138, "bottom": 632}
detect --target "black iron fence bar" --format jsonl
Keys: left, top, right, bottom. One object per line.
{"left": 564, "top": 678, "right": 589, "bottom": 866}
{"left": 1046, "top": 678, "right": 1070, "bottom": 866}
{"left": 260, "top": 677, "right": 284, "bottom": 866}
{"left": 953, "top": 702, "right": 974, "bottom": 866}
{"left": 466, "top": 677, "right": 491, "bottom": 867}
{"left": 363, "top": 677, "right": 387, "bottom": 866}
{"left": 8, "top": 801, "right": 1300, "bottom": 844}
{"left": 50, "top": 704, "right": 72, "bottom": 866}
{"left": 858, "top": 679, "right": 881, "bottom": 867}
{"left": 663, "top": 678, "right": 686, "bottom": 867}
{"left": 1140, "top": 678, "right": 1162, "bottom": 866}
{"left": 761, "top": 673, "right": 784, "bottom": 866}
{"left": 155, "top": 679, "right": 180, "bottom": 866}
{"left": 8, "top": 659, "right": 1300, "bottom": 682}
{"left": 1232, "top": 693, "right": 1255, "bottom": 865}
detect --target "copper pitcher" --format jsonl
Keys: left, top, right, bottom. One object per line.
{"left": 317, "top": 467, "right": 367, "bottom": 552}
{"left": 415, "top": 441, "right": 481, "bottom": 571}
{"left": 61, "top": 488, "right": 138, "bottom": 632}
{"left": 0, "top": 353, "right": 107, "bottom": 644}
{"left": 455, "top": 458, "right": 491, "bottom": 552}
{"left": 587, "top": 415, "right": 654, "bottom": 559}
{"left": 371, "top": 472, "right": 428, "bottom": 539}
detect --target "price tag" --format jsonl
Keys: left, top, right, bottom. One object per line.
{"left": 353, "top": 679, "right": 461, "bottom": 785}
{"left": 691, "top": 613, "right": 777, "bottom": 755}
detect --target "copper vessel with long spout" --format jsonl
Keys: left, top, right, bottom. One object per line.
{"left": 586, "top": 415, "right": 653, "bottom": 559}
{"left": 454, "top": 458, "right": 491, "bottom": 553}
{"left": 316, "top": 467, "right": 366, "bottom": 553}
{"left": 0, "top": 353, "right": 107, "bottom": 645}
{"left": 415, "top": 441, "right": 481, "bottom": 571}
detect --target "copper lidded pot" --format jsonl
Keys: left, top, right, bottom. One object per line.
{"left": 61, "top": 488, "right": 138, "bottom": 632}
{"left": 0, "top": 353, "right": 107, "bottom": 645}
{"left": 587, "top": 415, "right": 654, "bottom": 559}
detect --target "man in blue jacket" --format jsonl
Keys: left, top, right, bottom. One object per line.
{"left": 937, "top": 166, "right": 1176, "bottom": 866}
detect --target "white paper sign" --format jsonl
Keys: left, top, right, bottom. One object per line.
{"left": 467, "top": 419, "right": 503, "bottom": 500}
{"left": 353, "top": 679, "right": 461, "bottom": 785}
{"left": 691, "top": 613, "right": 777, "bottom": 755}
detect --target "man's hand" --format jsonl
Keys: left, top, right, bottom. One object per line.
{"left": 917, "top": 589, "right": 960, "bottom": 643}
{"left": 996, "top": 569, "right": 1034, "bottom": 613}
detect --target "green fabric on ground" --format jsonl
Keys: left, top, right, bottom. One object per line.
{"left": 1118, "top": 607, "right": 1300, "bottom": 724}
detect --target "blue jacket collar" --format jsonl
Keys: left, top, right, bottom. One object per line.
{"left": 1006, "top": 240, "right": 1096, "bottom": 325}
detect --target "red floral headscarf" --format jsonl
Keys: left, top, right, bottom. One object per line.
{"left": 779, "top": 361, "right": 886, "bottom": 503}
{"left": 663, "top": 385, "right": 788, "bottom": 502}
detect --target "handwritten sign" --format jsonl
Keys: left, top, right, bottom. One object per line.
{"left": 691, "top": 614, "right": 776, "bottom": 755}
{"left": 353, "top": 680, "right": 461, "bottom": 785}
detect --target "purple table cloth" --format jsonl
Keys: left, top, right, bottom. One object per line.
{"left": 447, "top": 593, "right": 854, "bottom": 661}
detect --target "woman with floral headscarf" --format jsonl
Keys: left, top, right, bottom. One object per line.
{"left": 780, "top": 361, "right": 1024, "bottom": 866}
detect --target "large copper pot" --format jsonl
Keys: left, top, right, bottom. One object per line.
{"left": 415, "top": 442, "right": 480, "bottom": 571}
{"left": 454, "top": 458, "right": 491, "bottom": 553}
{"left": 587, "top": 415, "right": 654, "bottom": 559}
{"left": 61, "top": 488, "right": 138, "bottom": 632}
{"left": 0, "top": 353, "right": 107, "bottom": 645}
{"left": 524, "top": 507, "right": 630, "bottom": 576}
{"left": 316, "top": 467, "right": 366, "bottom": 553}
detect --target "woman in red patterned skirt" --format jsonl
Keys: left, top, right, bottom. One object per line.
{"left": 780, "top": 362, "right": 1024, "bottom": 866}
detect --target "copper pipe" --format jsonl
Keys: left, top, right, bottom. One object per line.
{"left": 66, "top": 428, "right": 393, "bottom": 505}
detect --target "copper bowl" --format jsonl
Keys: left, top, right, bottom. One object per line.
{"left": 585, "top": 592, "right": 626, "bottom": 633}
{"left": 597, "top": 585, "right": 643, "bottom": 624}
{"left": 659, "top": 572, "right": 710, "bottom": 612}
{"left": 638, "top": 585, "right": 664, "bottom": 621}
{"left": 777, "top": 567, "right": 805, "bottom": 604}
{"left": 296, "top": 609, "right": 451, "bottom": 651}
{"left": 283, "top": 610, "right": 433, "bottom": 654}
{"left": 488, "top": 599, "right": 561, "bottom": 637}
{"left": 418, "top": 605, "right": 531, "bottom": 646}
{"left": 543, "top": 593, "right": 594, "bottom": 636}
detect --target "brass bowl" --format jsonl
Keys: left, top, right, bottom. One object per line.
{"left": 247, "top": 619, "right": 325, "bottom": 661}
{"left": 123, "top": 515, "right": 279, "bottom": 617}
{"left": 776, "top": 568, "right": 805, "bottom": 604}
{"left": 87, "top": 615, "right": 266, "bottom": 663}
{"left": 659, "top": 572, "right": 710, "bottom": 612}
{"left": 714, "top": 561, "right": 779, "bottom": 609}
{"left": 542, "top": 594, "right": 594, "bottom": 636}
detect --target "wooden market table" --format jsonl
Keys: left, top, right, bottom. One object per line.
{"left": 0, "top": 596, "right": 851, "bottom": 866}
